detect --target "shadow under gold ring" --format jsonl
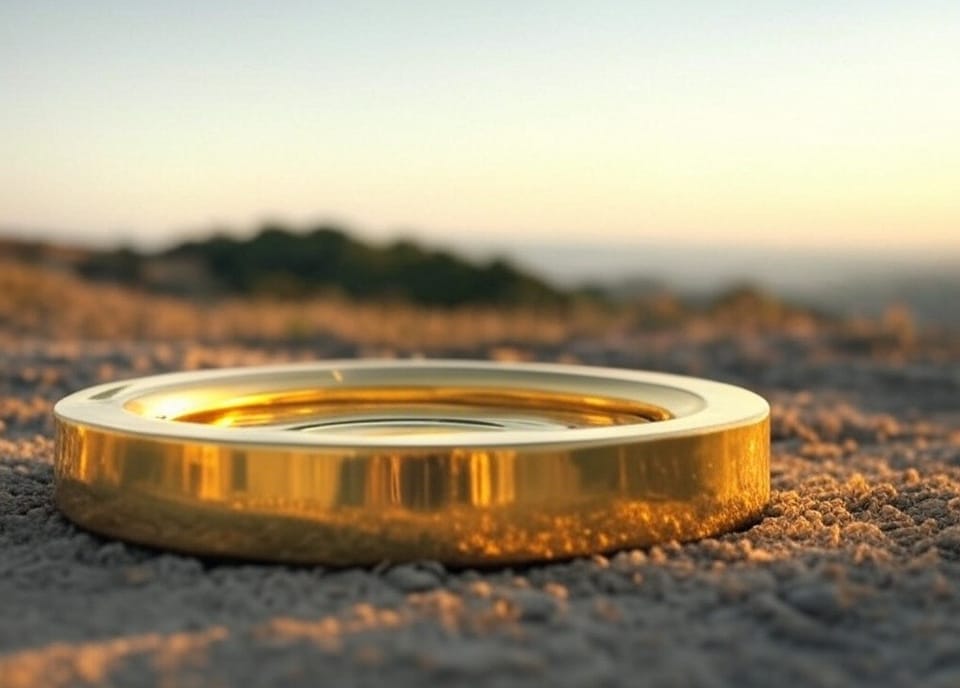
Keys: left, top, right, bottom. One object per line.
{"left": 53, "top": 360, "right": 770, "bottom": 565}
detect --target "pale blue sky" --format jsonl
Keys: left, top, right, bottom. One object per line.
{"left": 2, "top": 1, "right": 958, "bottom": 252}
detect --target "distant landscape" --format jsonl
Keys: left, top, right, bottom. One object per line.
{"left": 454, "top": 239, "right": 960, "bottom": 327}
{"left": 0, "top": 226, "right": 569, "bottom": 307}
{"left": 1, "top": 223, "right": 958, "bottom": 327}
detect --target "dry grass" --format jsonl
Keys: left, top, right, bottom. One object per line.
{"left": 0, "top": 261, "right": 619, "bottom": 348}
{"left": 1, "top": 260, "right": 949, "bottom": 363}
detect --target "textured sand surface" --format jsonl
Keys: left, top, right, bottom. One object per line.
{"left": 2, "top": 330, "right": 959, "bottom": 687}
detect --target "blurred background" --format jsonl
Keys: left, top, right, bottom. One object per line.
{"left": 1, "top": 1, "right": 958, "bottom": 348}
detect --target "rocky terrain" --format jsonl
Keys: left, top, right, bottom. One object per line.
{"left": 1, "top": 264, "right": 958, "bottom": 687}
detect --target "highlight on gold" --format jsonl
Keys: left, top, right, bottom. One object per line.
{"left": 53, "top": 360, "right": 770, "bottom": 565}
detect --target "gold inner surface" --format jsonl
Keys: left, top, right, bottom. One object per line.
{"left": 168, "top": 387, "right": 673, "bottom": 436}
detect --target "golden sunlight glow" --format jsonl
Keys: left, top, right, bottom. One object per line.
{"left": 1, "top": 3, "right": 957, "bottom": 253}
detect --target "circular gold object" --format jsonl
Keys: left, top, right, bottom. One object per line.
{"left": 53, "top": 360, "right": 770, "bottom": 565}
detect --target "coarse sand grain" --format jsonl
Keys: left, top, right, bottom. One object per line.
{"left": 1, "top": 331, "right": 959, "bottom": 687}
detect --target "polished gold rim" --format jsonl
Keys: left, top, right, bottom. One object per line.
{"left": 53, "top": 360, "right": 770, "bottom": 565}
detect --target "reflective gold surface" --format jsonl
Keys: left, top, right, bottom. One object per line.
{"left": 171, "top": 387, "right": 672, "bottom": 432}
{"left": 53, "top": 360, "right": 770, "bottom": 565}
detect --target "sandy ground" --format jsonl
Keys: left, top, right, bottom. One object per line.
{"left": 1, "top": 327, "right": 959, "bottom": 687}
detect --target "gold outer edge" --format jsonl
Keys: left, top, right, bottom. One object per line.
{"left": 53, "top": 360, "right": 771, "bottom": 565}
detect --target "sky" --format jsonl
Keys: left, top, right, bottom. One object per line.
{"left": 1, "top": 1, "right": 959, "bottom": 256}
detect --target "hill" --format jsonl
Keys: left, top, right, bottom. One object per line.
{"left": 45, "top": 225, "right": 569, "bottom": 308}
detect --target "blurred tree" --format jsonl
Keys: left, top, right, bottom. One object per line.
{"left": 155, "top": 224, "right": 570, "bottom": 307}
{"left": 77, "top": 247, "right": 142, "bottom": 284}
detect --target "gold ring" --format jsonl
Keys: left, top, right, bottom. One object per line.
{"left": 53, "top": 360, "right": 770, "bottom": 565}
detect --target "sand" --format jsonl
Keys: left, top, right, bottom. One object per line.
{"left": 2, "top": 329, "right": 959, "bottom": 687}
